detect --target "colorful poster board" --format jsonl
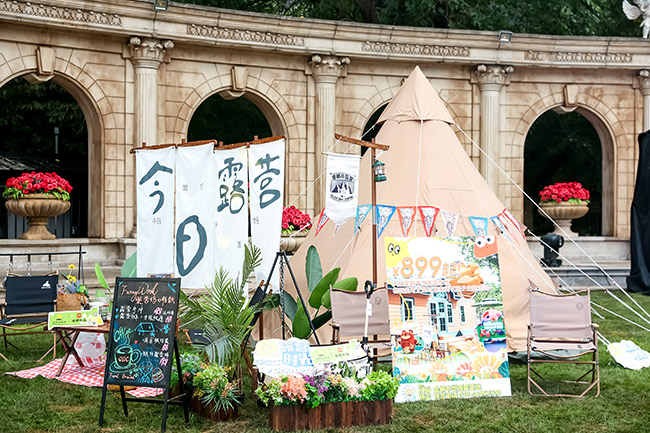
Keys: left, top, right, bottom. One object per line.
{"left": 103, "top": 277, "right": 181, "bottom": 388}
{"left": 48, "top": 306, "right": 103, "bottom": 329}
{"left": 253, "top": 338, "right": 313, "bottom": 377}
{"left": 384, "top": 236, "right": 511, "bottom": 402}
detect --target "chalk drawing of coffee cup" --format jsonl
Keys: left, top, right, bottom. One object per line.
{"left": 111, "top": 345, "right": 143, "bottom": 372}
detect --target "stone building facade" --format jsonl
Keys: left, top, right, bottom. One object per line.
{"left": 1, "top": 0, "right": 649, "bottom": 243}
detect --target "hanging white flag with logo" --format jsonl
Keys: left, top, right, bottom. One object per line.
{"left": 136, "top": 146, "right": 175, "bottom": 277}
{"left": 326, "top": 153, "right": 361, "bottom": 227}
{"left": 249, "top": 138, "right": 285, "bottom": 291}
{"left": 441, "top": 210, "right": 459, "bottom": 237}
{"left": 175, "top": 143, "right": 216, "bottom": 288}
{"left": 214, "top": 147, "right": 248, "bottom": 284}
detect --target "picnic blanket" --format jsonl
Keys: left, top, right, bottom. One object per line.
{"left": 5, "top": 356, "right": 164, "bottom": 398}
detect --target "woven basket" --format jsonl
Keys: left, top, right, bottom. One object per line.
{"left": 56, "top": 293, "right": 87, "bottom": 311}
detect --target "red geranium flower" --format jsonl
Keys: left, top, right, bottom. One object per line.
{"left": 2, "top": 172, "right": 72, "bottom": 201}
{"left": 539, "top": 182, "right": 590, "bottom": 205}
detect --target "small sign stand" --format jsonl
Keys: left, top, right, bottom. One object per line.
{"left": 98, "top": 277, "right": 189, "bottom": 433}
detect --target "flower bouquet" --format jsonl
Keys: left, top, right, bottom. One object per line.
{"left": 539, "top": 182, "right": 590, "bottom": 205}
{"left": 256, "top": 368, "right": 398, "bottom": 430}
{"left": 281, "top": 205, "right": 312, "bottom": 235}
{"left": 2, "top": 171, "right": 72, "bottom": 200}
{"left": 57, "top": 264, "right": 88, "bottom": 311}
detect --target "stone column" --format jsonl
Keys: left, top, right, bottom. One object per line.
{"left": 309, "top": 55, "right": 350, "bottom": 211}
{"left": 473, "top": 64, "right": 513, "bottom": 194}
{"left": 638, "top": 70, "right": 650, "bottom": 131}
{"left": 128, "top": 37, "right": 173, "bottom": 237}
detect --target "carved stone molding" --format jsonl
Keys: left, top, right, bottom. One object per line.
{"left": 187, "top": 24, "right": 304, "bottom": 46}
{"left": 0, "top": 0, "right": 121, "bottom": 26}
{"left": 128, "top": 37, "right": 174, "bottom": 65}
{"left": 363, "top": 41, "right": 470, "bottom": 57}
{"left": 638, "top": 70, "right": 650, "bottom": 93}
{"left": 473, "top": 64, "right": 514, "bottom": 88}
{"left": 554, "top": 51, "right": 632, "bottom": 63}
{"left": 524, "top": 49, "right": 632, "bottom": 64}
{"left": 309, "top": 55, "right": 350, "bottom": 80}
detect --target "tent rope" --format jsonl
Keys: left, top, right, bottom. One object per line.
{"left": 452, "top": 123, "right": 650, "bottom": 321}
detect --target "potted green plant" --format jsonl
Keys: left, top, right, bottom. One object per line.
{"left": 192, "top": 363, "right": 241, "bottom": 421}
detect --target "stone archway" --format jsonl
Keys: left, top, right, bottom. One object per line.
{"left": 0, "top": 71, "right": 104, "bottom": 238}
{"left": 521, "top": 103, "right": 616, "bottom": 236}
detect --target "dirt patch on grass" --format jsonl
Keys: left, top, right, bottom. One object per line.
{"left": 49, "top": 404, "right": 85, "bottom": 413}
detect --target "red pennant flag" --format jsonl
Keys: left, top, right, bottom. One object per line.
{"left": 315, "top": 208, "right": 329, "bottom": 236}
{"left": 418, "top": 206, "right": 439, "bottom": 237}
{"left": 397, "top": 207, "right": 416, "bottom": 237}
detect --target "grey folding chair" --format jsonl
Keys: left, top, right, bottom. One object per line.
{"left": 0, "top": 273, "right": 59, "bottom": 361}
{"left": 330, "top": 287, "right": 391, "bottom": 363}
{"left": 527, "top": 289, "right": 600, "bottom": 397}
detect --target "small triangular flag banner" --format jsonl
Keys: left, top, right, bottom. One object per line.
{"left": 315, "top": 208, "right": 329, "bottom": 236}
{"left": 498, "top": 212, "right": 520, "bottom": 244}
{"left": 469, "top": 216, "right": 488, "bottom": 237}
{"left": 503, "top": 208, "right": 525, "bottom": 238}
{"left": 418, "top": 206, "right": 439, "bottom": 237}
{"left": 397, "top": 207, "right": 416, "bottom": 237}
{"left": 354, "top": 205, "right": 372, "bottom": 234}
{"left": 376, "top": 205, "right": 396, "bottom": 238}
{"left": 441, "top": 210, "right": 459, "bottom": 237}
{"left": 333, "top": 224, "right": 342, "bottom": 236}
{"left": 490, "top": 215, "right": 512, "bottom": 243}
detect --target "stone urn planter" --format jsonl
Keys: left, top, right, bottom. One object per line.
{"left": 280, "top": 231, "right": 308, "bottom": 254}
{"left": 538, "top": 202, "right": 589, "bottom": 237}
{"left": 5, "top": 194, "right": 70, "bottom": 240}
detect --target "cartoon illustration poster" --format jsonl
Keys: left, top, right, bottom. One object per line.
{"left": 384, "top": 236, "right": 511, "bottom": 402}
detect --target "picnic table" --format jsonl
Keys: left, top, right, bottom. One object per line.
{"left": 53, "top": 321, "right": 110, "bottom": 377}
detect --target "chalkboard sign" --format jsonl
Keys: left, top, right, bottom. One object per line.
{"left": 103, "top": 277, "right": 181, "bottom": 388}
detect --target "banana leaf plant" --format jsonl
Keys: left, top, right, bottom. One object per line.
{"left": 286, "top": 245, "right": 358, "bottom": 339}
{"left": 179, "top": 243, "right": 273, "bottom": 368}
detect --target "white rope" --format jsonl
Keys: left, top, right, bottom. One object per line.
{"left": 531, "top": 231, "right": 650, "bottom": 327}
{"left": 453, "top": 123, "right": 650, "bottom": 323}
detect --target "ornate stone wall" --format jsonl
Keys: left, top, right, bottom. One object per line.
{"left": 1, "top": 0, "right": 648, "bottom": 238}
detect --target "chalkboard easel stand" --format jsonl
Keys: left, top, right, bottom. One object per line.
{"left": 99, "top": 337, "right": 189, "bottom": 433}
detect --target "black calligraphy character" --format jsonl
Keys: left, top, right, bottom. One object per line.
{"left": 230, "top": 179, "right": 245, "bottom": 213}
{"left": 176, "top": 215, "right": 207, "bottom": 276}
{"left": 218, "top": 157, "right": 243, "bottom": 181}
{"left": 139, "top": 161, "right": 173, "bottom": 215}
{"left": 254, "top": 153, "right": 280, "bottom": 209}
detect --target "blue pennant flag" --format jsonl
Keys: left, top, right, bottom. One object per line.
{"left": 469, "top": 216, "right": 489, "bottom": 237}
{"left": 376, "top": 205, "right": 396, "bottom": 238}
{"left": 354, "top": 205, "right": 372, "bottom": 234}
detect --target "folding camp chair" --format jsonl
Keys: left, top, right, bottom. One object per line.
{"left": 330, "top": 287, "right": 391, "bottom": 364}
{"left": 0, "top": 273, "right": 59, "bottom": 361}
{"left": 527, "top": 289, "right": 600, "bottom": 397}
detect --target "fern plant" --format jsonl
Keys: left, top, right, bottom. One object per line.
{"left": 180, "top": 243, "right": 266, "bottom": 368}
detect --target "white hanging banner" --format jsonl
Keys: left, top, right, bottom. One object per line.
{"left": 175, "top": 143, "right": 216, "bottom": 288}
{"left": 136, "top": 147, "right": 176, "bottom": 277}
{"left": 249, "top": 138, "right": 285, "bottom": 291}
{"left": 325, "top": 153, "right": 361, "bottom": 226}
{"left": 441, "top": 210, "right": 459, "bottom": 237}
{"left": 214, "top": 147, "right": 249, "bottom": 284}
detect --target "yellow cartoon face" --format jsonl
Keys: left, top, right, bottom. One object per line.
{"left": 385, "top": 237, "right": 409, "bottom": 268}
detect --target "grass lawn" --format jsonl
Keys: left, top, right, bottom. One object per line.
{"left": 2, "top": 290, "right": 650, "bottom": 433}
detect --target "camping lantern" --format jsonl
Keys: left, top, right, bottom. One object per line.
{"left": 373, "top": 159, "right": 386, "bottom": 182}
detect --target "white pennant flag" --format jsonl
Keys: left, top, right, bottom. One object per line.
{"left": 175, "top": 143, "right": 216, "bottom": 288}
{"left": 325, "top": 153, "right": 361, "bottom": 226}
{"left": 214, "top": 147, "right": 248, "bottom": 285}
{"left": 136, "top": 146, "right": 175, "bottom": 277}
{"left": 441, "top": 210, "right": 459, "bottom": 237}
{"left": 249, "top": 138, "right": 285, "bottom": 291}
